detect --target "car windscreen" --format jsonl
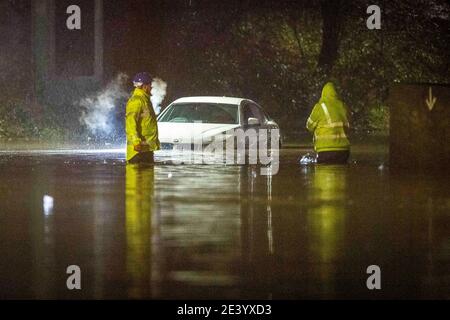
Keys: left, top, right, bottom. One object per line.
{"left": 158, "top": 103, "right": 239, "bottom": 124}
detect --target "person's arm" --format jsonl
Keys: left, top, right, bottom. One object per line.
{"left": 126, "top": 98, "right": 142, "bottom": 148}
{"left": 144, "top": 111, "right": 159, "bottom": 150}
{"left": 306, "top": 104, "right": 320, "bottom": 133}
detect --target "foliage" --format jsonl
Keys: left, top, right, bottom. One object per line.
{"left": 0, "top": 99, "right": 69, "bottom": 141}
{"left": 0, "top": 0, "right": 449, "bottom": 141}
{"left": 158, "top": 0, "right": 449, "bottom": 139}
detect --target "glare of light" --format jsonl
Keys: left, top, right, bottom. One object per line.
{"left": 43, "top": 195, "right": 54, "bottom": 216}
{"left": 0, "top": 148, "right": 126, "bottom": 155}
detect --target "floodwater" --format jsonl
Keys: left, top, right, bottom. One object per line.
{"left": 0, "top": 145, "right": 449, "bottom": 299}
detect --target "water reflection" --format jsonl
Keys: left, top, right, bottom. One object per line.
{"left": 307, "top": 165, "right": 347, "bottom": 296}
{"left": 125, "top": 164, "right": 155, "bottom": 298}
{"left": 239, "top": 164, "right": 348, "bottom": 298}
{"left": 30, "top": 169, "right": 57, "bottom": 299}
{"left": 239, "top": 166, "right": 274, "bottom": 299}
{"left": 154, "top": 165, "right": 241, "bottom": 299}
{"left": 0, "top": 149, "right": 448, "bottom": 299}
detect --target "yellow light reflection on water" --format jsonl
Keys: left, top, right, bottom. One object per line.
{"left": 125, "top": 164, "right": 154, "bottom": 298}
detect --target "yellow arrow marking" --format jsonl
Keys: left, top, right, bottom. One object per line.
{"left": 425, "top": 87, "right": 437, "bottom": 111}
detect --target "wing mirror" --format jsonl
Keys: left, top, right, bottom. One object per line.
{"left": 247, "top": 117, "right": 260, "bottom": 126}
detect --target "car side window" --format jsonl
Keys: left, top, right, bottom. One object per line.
{"left": 249, "top": 103, "right": 266, "bottom": 123}
{"left": 242, "top": 103, "right": 266, "bottom": 125}
{"left": 241, "top": 104, "right": 253, "bottom": 124}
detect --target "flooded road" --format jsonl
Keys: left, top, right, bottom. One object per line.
{"left": 0, "top": 146, "right": 449, "bottom": 299}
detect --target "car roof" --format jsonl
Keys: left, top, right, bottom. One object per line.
{"left": 171, "top": 96, "right": 253, "bottom": 105}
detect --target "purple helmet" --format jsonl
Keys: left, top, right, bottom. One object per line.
{"left": 133, "top": 72, "right": 153, "bottom": 87}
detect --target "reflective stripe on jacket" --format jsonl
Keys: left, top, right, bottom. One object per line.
{"left": 125, "top": 88, "right": 160, "bottom": 161}
{"left": 306, "top": 83, "right": 350, "bottom": 152}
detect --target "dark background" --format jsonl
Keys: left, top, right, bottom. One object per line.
{"left": 0, "top": 0, "right": 449, "bottom": 140}
{"left": 55, "top": 0, "right": 95, "bottom": 76}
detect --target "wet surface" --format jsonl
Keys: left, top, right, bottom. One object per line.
{"left": 0, "top": 146, "right": 449, "bottom": 299}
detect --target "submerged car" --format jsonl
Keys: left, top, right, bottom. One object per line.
{"left": 157, "top": 96, "right": 280, "bottom": 150}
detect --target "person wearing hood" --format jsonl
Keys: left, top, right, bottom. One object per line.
{"left": 125, "top": 72, "right": 160, "bottom": 164}
{"left": 306, "top": 82, "right": 350, "bottom": 164}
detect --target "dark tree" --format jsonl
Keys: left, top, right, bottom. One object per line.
{"left": 317, "top": 0, "right": 342, "bottom": 77}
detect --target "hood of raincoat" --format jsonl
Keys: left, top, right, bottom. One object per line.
{"left": 320, "top": 82, "right": 339, "bottom": 102}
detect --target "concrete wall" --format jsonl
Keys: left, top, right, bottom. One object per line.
{"left": 32, "top": 0, "right": 103, "bottom": 106}
{"left": 389, "top": 84, "right": 450, "bottom": 171}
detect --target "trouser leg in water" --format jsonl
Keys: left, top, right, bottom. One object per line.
{"left": 128, "top": 151, "right": 154, "bottom": 164}
{"left": 316, "top": 150, "right": 350, "bottom": 164}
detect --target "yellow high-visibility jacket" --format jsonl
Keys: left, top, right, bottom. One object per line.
{"left": 306, "top": 82, "right": 350, "bottom": 152}
{"left": 125, "top": 88, "right": 160, "bottom": 161}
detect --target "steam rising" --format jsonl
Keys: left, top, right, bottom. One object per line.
{"left": 79, "top": 74, "right": 167, "bottom": 138}
{"left": 79, "top": 73, "right": 128, "bottom": 135}
{"left": 151, "top": 78, "right": 167, "bottom": 115}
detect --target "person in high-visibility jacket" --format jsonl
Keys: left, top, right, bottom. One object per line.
{"left": 126, "top": 72, "right": 160, "bottom": 163}
{"left": 306, "top": 82, "right": 350, "bottom": 164}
